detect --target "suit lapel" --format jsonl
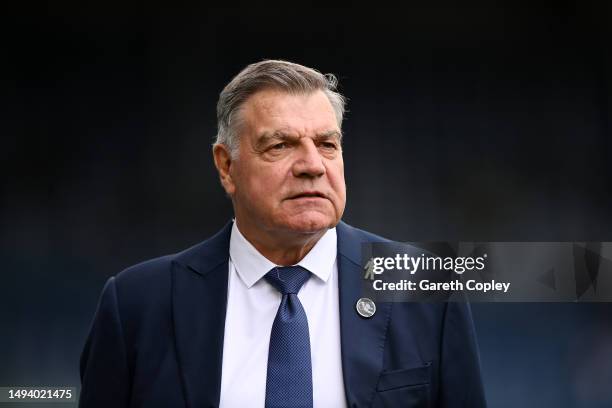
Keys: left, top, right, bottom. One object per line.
{"left": 172, "top": 222, "right": 232, "bottom": 408}
{"left": 337, "top": 222, "right": 392, "bottom": 408}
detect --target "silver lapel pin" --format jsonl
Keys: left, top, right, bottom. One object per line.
{"left": 356, "top": 297, "right": 376, "bottom": 318}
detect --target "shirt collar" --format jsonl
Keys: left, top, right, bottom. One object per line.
{"left": 229, "top": 220, "right": 337, "bottom": 289}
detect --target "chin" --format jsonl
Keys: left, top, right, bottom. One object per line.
{"left": 281, "top": 213, "right": 335, "bottom": 235}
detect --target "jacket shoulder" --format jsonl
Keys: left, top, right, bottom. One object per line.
{"left": 114, "top": 254, "right": 175, "bottom": 285}
{"left": 338, "top": 222, "right": 391, "bottom": 243}
{"left": 336, "top": 221, "right": 393, "bottom": 265}
{"left": 113, "top": 222, "right": 233, "bottom": 290}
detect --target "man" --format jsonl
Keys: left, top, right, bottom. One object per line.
{"left": 79, "top": 60, "right": 486, "bottom": 407}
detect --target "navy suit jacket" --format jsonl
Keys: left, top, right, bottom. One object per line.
{"left": 79, "top": 221, "right": 486, "bottom": 408}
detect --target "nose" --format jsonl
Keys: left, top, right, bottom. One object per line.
{"left": 291, "top": 139, "right": 326, "bottom": 178}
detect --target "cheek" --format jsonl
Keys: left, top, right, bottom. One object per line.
{"left": 329, "top": 163, "right": 346, "bottom": 196}
{"left": 245, "top": 168, "right": 286, "bottom": 200}
{"left": 231, "top": 164, "right": 257, "bottom": 200}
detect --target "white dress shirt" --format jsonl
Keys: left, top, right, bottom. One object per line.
{"left": 219, "top": 221, "right": 347, "bottom": 408}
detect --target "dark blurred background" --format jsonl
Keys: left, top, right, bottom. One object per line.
{"left": 1, "top": 2, "right": 611, "bottom": 407}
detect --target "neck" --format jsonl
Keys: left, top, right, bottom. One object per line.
{"left": 235, "top": 220, "right": 327, "bottom": 266}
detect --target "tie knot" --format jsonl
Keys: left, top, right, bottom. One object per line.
{"left": 265, "top": 266, "right": 311, "bottom": 295}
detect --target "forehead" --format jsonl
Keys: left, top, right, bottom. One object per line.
{"left": 240, "top": 88, "right": 339, "bottom": 136}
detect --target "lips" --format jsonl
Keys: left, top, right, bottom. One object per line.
{"left": 287, "top": 191, "right": 327, "bottom": 200}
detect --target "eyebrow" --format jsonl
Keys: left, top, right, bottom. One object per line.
{"left": 254, "top": 130, "right": 342, "bottom": 150}
{"left": 314, "top": 130, "right": 343, "bottom": 142}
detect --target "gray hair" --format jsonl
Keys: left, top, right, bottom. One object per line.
{"left": 215, "top": 59, "right": 346, "bottom": 157}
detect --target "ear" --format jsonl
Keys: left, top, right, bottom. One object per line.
{"left": 212, "top": 143, "right": 236, "bottom": 196}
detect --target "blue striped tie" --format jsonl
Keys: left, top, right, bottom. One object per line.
{"left": 264, "top": 266, "right": 313, "bottom": 408}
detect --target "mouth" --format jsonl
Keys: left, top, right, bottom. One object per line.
{"left": 287, "top": 191, "right": 327, "bottom": 200}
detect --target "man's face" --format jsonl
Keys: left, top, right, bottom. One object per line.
{"left": 218, "top": 88, "right": 346, "bottom": 239}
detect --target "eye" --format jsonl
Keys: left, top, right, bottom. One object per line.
{"left": 319, "top": 142, "right": 338, "bottom": 150}
{"left": 271, "top": 142, "right": 287, "bottom": 150}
